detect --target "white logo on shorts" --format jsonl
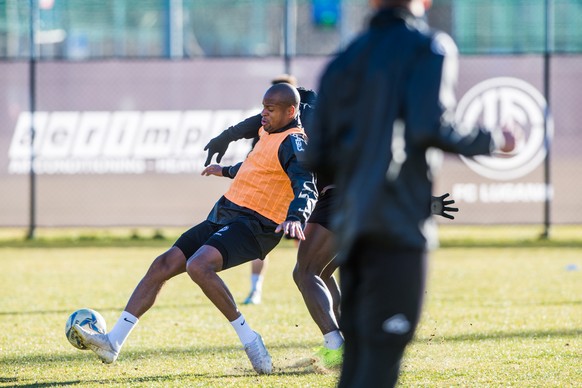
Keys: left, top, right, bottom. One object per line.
{"left": 382, "top": 314, "right": 411, "bottom": 335}
{"left": 215, "top": 225, "right": 229, "bottom": 236}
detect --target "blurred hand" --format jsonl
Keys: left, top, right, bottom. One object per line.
{"left": 499, "top": 121, "right": 524, "bottom": 153}
{"left": 201, "top": 164, "right": 223, "bottom": 177}
{"left": 431, "top": 193, "right": 459, "bottom": 220}
{"left": 275, "top": 220, "right": 305, "bottom": 240}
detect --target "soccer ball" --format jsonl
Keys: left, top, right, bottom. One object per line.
{"left": 65, "top": 308, "right": 107, "bottom": 350}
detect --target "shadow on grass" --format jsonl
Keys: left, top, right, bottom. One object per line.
{"left": 1, "top": 339, "right": 321, "bottom": 365}
{"left": 0, "top": 302, "right": 214, "bottom": 317}
{"left": 8, "top": 367, "right": 325, "bottom": 388}
{"left": 416, "top": 327, "right": 582, "bottom": 343}
{"left": 441, "top": 241, "right": 582, "bottom": 248}
{"left": 2, "top": 341, "right": 331, "bottom": 387}
{"left": 5, "top": 372, "right": 276, "bottom": 388}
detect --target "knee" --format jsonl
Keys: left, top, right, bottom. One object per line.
{"left": 146, "top": 254, "right": 175, "bottom": 281}
{"left": 293, "top": 262, "right": 317, "bottom": 290}
{"left": 292, "top": 264, "right": 302, "bottom": 287}
{"left": 144, "top": 248, "right": 185, "bottom": 282}
{"left": 186, "top": 257, "right": 212, "bottom": 284}
{"left": 186, "top": 259, "right": 201, "bottom": 283}
{"left": 185, "top": 246, "right": 223, "bottom": 284}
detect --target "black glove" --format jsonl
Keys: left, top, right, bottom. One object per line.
{"left": 297, "top": 87, "right": 317, "bottom": 105}
{"left": 203, "top": 132, "right": 231, "bottom": 166}
{"left": 431, "top": 193, "right": 459, "bottom": 220}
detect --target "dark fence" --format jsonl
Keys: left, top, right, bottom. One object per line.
{"left": 1, "top": 55, "right": 581, "bottom": 227}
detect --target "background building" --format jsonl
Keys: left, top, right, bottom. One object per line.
{"left": 0, "top": 0, "right": 580, "bottom": 229}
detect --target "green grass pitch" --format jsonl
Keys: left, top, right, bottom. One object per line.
{"left": 0, "top": 226, "right": 580, "bottom": 387}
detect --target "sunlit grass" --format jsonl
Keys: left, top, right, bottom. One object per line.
{"left": 0, "top": 226, "right": 580, "bottom": 387}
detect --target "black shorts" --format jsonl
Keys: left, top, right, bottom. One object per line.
{"left": 174, "top": 217, "right": 281, "bottom": 270}
{"left": 307, "top": 188, "right": 336, "bottom": 229}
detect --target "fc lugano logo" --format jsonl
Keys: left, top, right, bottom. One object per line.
{"left": 455, "top": 77, "right": 553, "bottom": 180}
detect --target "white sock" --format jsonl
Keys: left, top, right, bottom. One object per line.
{"left": 107, "top": 311, "right": 139, "bottom": 351}
{"left": 230, "top": 314, "right": 257, "bottom": 345}
{"left": 323, "top": 330, "right": 344, "bottom": 350}
{"left": 250, "top": 274, "right": 264, "bottom": 293}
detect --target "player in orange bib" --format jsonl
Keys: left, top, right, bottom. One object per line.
{"left": 73, "top": 83, "right": 317, "bottom": 375}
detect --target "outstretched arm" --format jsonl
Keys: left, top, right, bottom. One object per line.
{"left": 204, "top": 114, "right": 262, "bottom": 166}
{"left": 201, "top": 163, "right": 242, "bottom": 179}
{"left": 431, "top": 193, "right": 459, "bottom": 220}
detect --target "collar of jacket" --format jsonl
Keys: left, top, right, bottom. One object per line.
{"left": 370, "top": 7, "right": 425, "bottom": 30}
{"left": 268, "top": 118, "right": 302, "bottom": 135}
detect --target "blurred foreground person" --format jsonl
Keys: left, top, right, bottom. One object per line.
{"left": 307, "top": 0, "right": 516, "bottom": 386}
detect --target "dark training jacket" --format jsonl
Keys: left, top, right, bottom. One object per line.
{"left": 210, "top": 119, "right": 317, "bottom": 227}
{"left": 307, "top": 8, "right": 498, "bottom": 254}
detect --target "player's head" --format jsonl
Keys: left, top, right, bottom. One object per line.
{"left": 261, "top": 83, "right": 300, "bottom": 133}
{"left": 271, "top": 74, "right": 298, "bottom": 87}
{"left": 369, "top": 0, "right": 432, "bottom": 15}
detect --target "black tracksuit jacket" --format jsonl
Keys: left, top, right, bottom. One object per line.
{"left": 307, "top": 8, "right": 499, "bottom": 255}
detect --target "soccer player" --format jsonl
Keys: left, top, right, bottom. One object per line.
{"left": 204, "top": 82, "right": 460, "bottom": 370}
{"left": 74, "top": 83, "right": 317, "bottom": 375}
{"left": 306, "top": 0, "right": 516, "bottom": 386}
{"left": 205, "top": 74, "right": 310, "bottom": 306}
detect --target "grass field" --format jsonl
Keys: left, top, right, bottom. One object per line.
{"left": 0, "top": 226, "right": 581, "bottom": 387}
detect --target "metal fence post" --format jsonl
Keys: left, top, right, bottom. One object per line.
{"left": 542, "top": 0, "right": 554, "bottom": 239}
{"left": 284, "top": 0, "right": 297, "bottom": 75}
{"left": 27, "top": 0, "right": 37, "bottom": 240}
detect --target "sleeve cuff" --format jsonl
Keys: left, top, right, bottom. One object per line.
{"left": 222, "top": 166, "right": 232, "bottom": 178}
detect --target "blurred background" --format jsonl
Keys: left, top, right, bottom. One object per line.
{"left": 0, "top": 0, "right": 580, "bottom": 234}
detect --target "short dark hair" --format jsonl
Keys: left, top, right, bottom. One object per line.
{"left": 271, "top": 74, "right": 298, "bottom": 86}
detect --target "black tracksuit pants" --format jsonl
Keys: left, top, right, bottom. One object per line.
{"left": 338, "top": 237, "right": 427, "bottom": 388}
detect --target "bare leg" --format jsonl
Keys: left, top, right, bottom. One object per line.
{"left": 251, "top": 258, "right": 266, "bottom": 277}
{"left": 243, "top": 257, "right": 267, "bottom": 304}
{"left": 293, "top": 223, "right": 339, "bottom": 335}
{"left": 321, "top": 258, "right": 341, "bottom": 325}
{"left": 73, "top": 246, "right": 188, "bottom": 363}
{"left": 186, "top": 245, "right": 272, "bottom": 374}
{"left": 125, "top": 246, "right": 188, "bottom": 318}
{"left": 186, "top": 245, "right": 240, "bottom": 321}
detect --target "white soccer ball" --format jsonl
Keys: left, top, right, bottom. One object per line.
{"left": 65, "top": 308, "right": 107, "bottom": 350}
